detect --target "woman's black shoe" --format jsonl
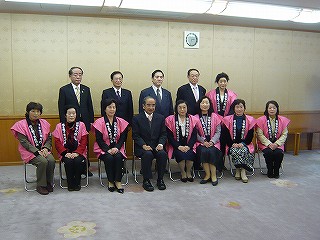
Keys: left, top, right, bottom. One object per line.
{"left": 117, "top": 188, "right": 124, "bottom": 194}
{"left": 200, "top": 178, "right": 211, "bottom": 184}
{"left": 211, "top": 179, "right": 218, "bottom": 186}
{"left": 108, "top": 186, "right": 115, "bottom": 192}
{"left": 187, "top": 177, "right": 194, "bottom": 182}
{"left": 180, "top": 177, "right": 187, "bottom": 183}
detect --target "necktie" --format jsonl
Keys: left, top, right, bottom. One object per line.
{"left": 148, "top": 115, "right": 152, "bottom": 127}
{"left": 156, "top": 88, "right": 161, "bottom": 104}
{"left": 116, "top": 90, "right": 121, "bottom": 100}
{"left": 75, "top": 86, "right": 80, "bottom": 104}
{"left": 193, "top": 87, "right": 199, "bottom": 101}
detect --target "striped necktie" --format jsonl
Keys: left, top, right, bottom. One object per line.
{"left": 75, "top": 86, "right": 80, "bottom": 104}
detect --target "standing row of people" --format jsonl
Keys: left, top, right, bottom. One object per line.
{"left": 10, "top": 66, "right": 289, "bottom": 195}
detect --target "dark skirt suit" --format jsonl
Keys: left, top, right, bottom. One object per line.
{"left": 206, "top": 88, "right": 237, "bottom": 156}
{"left": 222, "top": 114, "right": 256, "bottom": 172}
{"left": 53, "top": 121, "right": 88, "bottom": 188}
{"left": 256, "top": 115, "right": 290, "bottom": 177}
{"left": 165, "top": 114, "right": 199, "bottom": 163}
{"left": 92, "top": 116, "right": 128, "bottom": 183}
{"left": 195, "top": 113, "right": 223, "bottom": 172}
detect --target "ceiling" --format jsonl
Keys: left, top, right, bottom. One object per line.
{"left": 0, "top": 0, "right": 320, "bottom": 32}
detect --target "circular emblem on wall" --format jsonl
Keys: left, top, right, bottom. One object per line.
{"left": 185, "top": 32, "right": 198, "bottom": 47}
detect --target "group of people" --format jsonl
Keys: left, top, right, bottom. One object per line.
{"left": 10, "top": 67, "right": 290, "bottom": 195}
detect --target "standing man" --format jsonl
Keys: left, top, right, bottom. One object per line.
{"left": 132, "top": 96, "right": 168, "bottom": 192}
{"left": 58, "top": 66, "right": 94, "bottom": 176}
{"left": 176, "top": 68, "right": 206, "bottom": 115}
{"left": 139, "top": 69, "right": 174, "bottom": 118}
{"left": 101, "top": 71, "right": 133, "bottom": 125}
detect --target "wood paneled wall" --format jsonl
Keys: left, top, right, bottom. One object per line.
{"left": 1, "top": 112, "right": 319, "bottom": 166}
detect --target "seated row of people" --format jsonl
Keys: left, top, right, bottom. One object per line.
{"left": 11, "top": 98, "right": 289, "bottom": 195}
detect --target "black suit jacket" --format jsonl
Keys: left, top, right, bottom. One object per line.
{"left": 101, "top": 88, "right": 134, "bottom": 125}
{"left": 58, "top": 83, "right": 94, "bottom": 131}
{"left": 132, "top": 112, "right": 167, "bottom": 157}
{"left": 138, "top": 87, "right": 174, "bottom": 118}
{"left": 176, "top": 83, "right": 206, "bottom": 115}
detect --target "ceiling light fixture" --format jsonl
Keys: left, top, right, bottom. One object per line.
{"left": 291, "top": 9, "right": 320, "bottom": 23}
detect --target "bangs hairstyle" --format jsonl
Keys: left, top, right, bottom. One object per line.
{"left": 231, "top": 99, "right": 246, "bottom": 111}
{"left": 215, "top": 72, "right": 229, "bottom": 83}
{"left": 64, "top": 105, "right": 78, "bottom": 116}
{"left": 102, "top": 98, "right": 117, "bottom": 116}
{"left": 264, "top": 100, "right": 280, "bottom": 116}
{"left": 197, "top": 96, "right": 214, "bottom": 116}
{"left": 175, "top": 100, "right": 188, "bottom": 114}
{"left": 25, "top": 102, "right": 43, "bottom": 118}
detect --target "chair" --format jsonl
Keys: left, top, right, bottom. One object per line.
{"left": 24, "top": 162, "right": 37, "bottom": 191}
{"left": 167, "top": 158, "right": 196, "bottom": 182}
{"left": 98, "top": 158, "right": 129, "bottom": 187}
{"left": 59, "top": 159, "right": 89, "bottom": 189}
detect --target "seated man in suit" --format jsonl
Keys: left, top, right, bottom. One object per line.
{"left": 176, "top": 68, "right": 206, "bottom": 115}
{"left": 58, "top": 67, "right": 94, "bottom": 176}
{"left": 139, "top": 69, "right": 174, "bottom": 118}
{"left": 101, "top": 71, "right": 133, "bottom": 125}
{"left": 132, "top": 96, "right": 168, "bottom": 192}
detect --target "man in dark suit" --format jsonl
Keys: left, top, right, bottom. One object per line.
{"left": 176, "top": 68, "right": 206, "bottom": 115}
{"left": 132, "top": 96, "right": 168, "bottom": 192}
{"left": 58, "top": 66, "right": 94, "bottom": 176}
{"left": 139, "top": 69, "right": 173, "bottom": 118}
{"left": 101, "top": 71, "right": 133, "bottom": 125}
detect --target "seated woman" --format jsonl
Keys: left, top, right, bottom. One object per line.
{"left": 92, "top": 99, "right": 129, "bottom": 194}
{"left": 52, "top": 105, "right": 88, "bottom": 191}
{"left": 165, "top": 100, "right": 199, "bottom": 182}
{"left": 222, "top": 99, "right": 256, "bottom": 183}
{"left": 256, "top": 100, "right": 290, "bottom": 178}
{"left": 195, "top": 96, "right": 223, "bottom": 186}
{"left": 11, "top": 102, "right": 55, "bottom": 195}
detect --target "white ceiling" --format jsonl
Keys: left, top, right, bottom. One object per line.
{"left": 0, "top": 0, "right": 320, "bottom": 32}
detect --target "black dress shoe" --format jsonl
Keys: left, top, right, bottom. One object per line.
{"left": 274, "top": 174, "right": 280, "bottom": 179}
{"left": 108, "top": 186, "right": 115, "bottom": 192}
{"left": 67, "top": 186, "right": 75, "bottom": 191}
{"left": 36, "top": 186, "right": 49, "bottom": 195}
{"left": 211, "top": 179, "right": 218, "bottom": 186}
{"left": 117, "top": 188, "right": 124, "bottom": 194}
{"left": 143, "top": 180, "right": 154, "bottom": 192}
{"left": 46, "top": 183, "right": 54, "bottom": 192}
{"left": 200, "top": 178, "right": 211, "bottom": 184}
{"left": 157, "top": 179, "right": 166, "bottom": 190}
{"left": 180, "top": 177, "right": 187, "bottom": 183}
{"left": 187, "top": 177, "right": 194, "bottom": 182}
{"left": 74, "top": 185, "right": 81, "bottom": 191}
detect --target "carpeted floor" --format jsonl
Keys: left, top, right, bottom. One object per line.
{"left": 0, "top": 150, "right": 319, "bottom": 240}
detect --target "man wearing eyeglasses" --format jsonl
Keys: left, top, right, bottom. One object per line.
{"left": 58, "top": 66, "right": 94, "bottom": 176}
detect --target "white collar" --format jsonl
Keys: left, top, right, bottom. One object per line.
{"left": 189, "top": 83, "right": 198, "bottom": 89}
{"left": 71, "top": 83, "right": 80, "bottom": 89}
{"left": 152, "top": 85, "right": 162, "bottom": 93}
{"left": 113, "top": 87, "right": 121, "bottom": 93}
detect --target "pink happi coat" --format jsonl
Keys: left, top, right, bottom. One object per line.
{"left": 92, "top": 117, "right": 129, "bottom": 158}
{"left": 194, "top": 113, "right": 222, "bottom": 150}
{"left": 256, "top": 115, "right": 290, "bottom": 151}
{"left": 165, "top": 114, "right": 200, "bottom": 159}
{"left": 11, "top": 119, "right": 51, "bottom": 163}
{"left": 52, "top": 122, "right": 88, "bottom": 159}
{"left": 222, "top": 114, "right": 256, "bottom": 154}
{"left": 206, "top": 88, "right": 237, "bottom": 117}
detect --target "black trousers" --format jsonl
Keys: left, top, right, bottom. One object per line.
{"left": 100, "top": 152, "right": 124, "bottom": 182}
{"left": 262, "top": 148, "right": 284, "bottom": 176}
{"left": 141, "top": 149, "right": 167, "bottom": 180}
{"left": 62, "top": 155, "right": 86, "bottom": 188}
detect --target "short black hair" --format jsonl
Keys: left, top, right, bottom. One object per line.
{"left": 68, "top": 67, "right": 83, "bottom": 76}
{"left": 151, "top": 70, "right": 164, "bottom": 78}
{"left": 231, "top": 99, "right": 246, "bottom": 111}
{"left": 264, "top": 100, "right": 280, "bottom": 117}
{"left": 25, "top": 102, "right": 43, "bottom": 118}
{"left": 175, "top": 100, "right": 188, "bottom": 114}
{"left": 64, "top": 105, "right": 78, "bottom": 116}
{"left": 110, "top": 71, "right": 123, "bottom": 80}
{"left": 101, "top": 98, "right": 117, "bottom": 116}
{"left": 187, "top": 68, "right": 199, "bottom": 76}
{"left": 196, "top": 96, "right": 214, "bottom": 116}
{"left": 215, "top": 72, "right": 229, "bottom": 83}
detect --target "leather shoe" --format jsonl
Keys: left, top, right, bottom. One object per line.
{"left": 68, "top": 186, "right": 75, "bottom": 191}
{"left": 46, "top": 183, "right": 53, "bottom": 192}
{"left": 200, "top": 178, "right": 211, "bottom": 184}
{"left": 108, "top": 186, "right": 115, "bottom": 192}
{"left": 211, "top": 179, "right": 218, "bottom": 186}
{"left": 187, "top": 177, "right": 194, "bottom": 182}
{"left": 74, "top": 185, "right": 81, "bottom": 191}
{"left": 157, "top": 179, "right": 166, "bottom": 190}
{"left": 117, "top": 188, "right": 124, "bottom": 194}
{"left": 143, "top": 180, "right": 154, "bottom": 192}
{"left": 36, "top": 186, "right": 49, "bottom": 195}
{"left": 180, "top": 177, "right": 187, "bottom": 183}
